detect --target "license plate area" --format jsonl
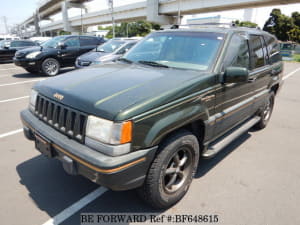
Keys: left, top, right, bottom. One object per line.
{"left": 35, "top": 133, "right": 53, "bottom": 158}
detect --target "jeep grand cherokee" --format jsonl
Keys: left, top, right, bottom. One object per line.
{"left": 20, "top": 27, "right": 283, "bottom": 209}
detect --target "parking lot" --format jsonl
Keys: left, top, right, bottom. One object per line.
{"left": 0, "top": 61, "right": 300, "bottom": 225}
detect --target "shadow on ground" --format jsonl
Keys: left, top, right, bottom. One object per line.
{"left": 16, "top": 132, "right": 251, "bottom": 225}
{"left": 195, "top": 132, "right": 251, "bottom": 178}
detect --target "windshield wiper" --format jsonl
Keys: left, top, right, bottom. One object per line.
{"left": 118, "top": 58, "right": 133, "bottom": 64}
{"left": 138, "top": 60, "right": 169, "bottom": 68}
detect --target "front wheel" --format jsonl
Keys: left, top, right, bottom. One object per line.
{"left": 254, "top": 91, "right": 275, "bottom": 130}
{"left": 41, "top": 58, "right": 60, "bottom": 76}
{"left": 138, "top": 130, "right": 199, "bottom": 209}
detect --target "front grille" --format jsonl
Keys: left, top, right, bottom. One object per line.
{"left": 34, "top": 95, "right": 87, "bottom": 143}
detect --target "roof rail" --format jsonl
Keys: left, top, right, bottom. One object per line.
{"left": 170, "top": 22, "right": 236, "bottom": 29}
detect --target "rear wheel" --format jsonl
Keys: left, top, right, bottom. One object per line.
{"left": 254, "top": 91, "right": 275, "bottom": 130}
{"left": 138, "top": 130, "right": 199, "bottom": 209}
{"left": 41, "top": 58, "right": 60, "bottom": 76}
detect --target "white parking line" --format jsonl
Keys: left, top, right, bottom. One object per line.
{"left": 0, "top": 96, "right": 29, "bottom": 103}
{"left": 283, "top": 67, "right": 300, "bottom": 80}
{"left": 0, "top": 79, "right": 44, "bottom": 87}
{"left": 0, "top": 67, "right": 22, "bottom": 71}
{"left": 42, "top": 187, "right": 108, "bottom": 225}
{"left": 0, "top": 74, "right": 14, "bottom": 78}
{"left": 0, "top": 129, "right": 23, "bottom": 139}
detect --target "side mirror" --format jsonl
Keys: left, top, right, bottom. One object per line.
{"left": 224, "top": 67, "right": 249, "bottom": 83}
{"left": 3, "top": 46, "right": 9, "bottom": 49}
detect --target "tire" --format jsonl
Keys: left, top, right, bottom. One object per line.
{"left": 138, "top": 130, "right": 199, "bottom": 209}
{"left": 254, "top": 91, "right": 275, "bottom": 130}
{"left": 41, "top": 58, "right": 60, "bottom": 76}
{"left": 25, "top": 68, "right": 38, "bottom": 74}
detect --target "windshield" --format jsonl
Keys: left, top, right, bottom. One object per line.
{"left": 41, "top": 36, "right": 66, "bottom": 48}
{"left": 124, "top": 32, "right": 225, "bottom": 71}
{"left": 96, "top": 40, "right": 125, "bottom": 53}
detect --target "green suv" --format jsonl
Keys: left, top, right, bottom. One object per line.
{"left": 20, "top": 27, "right": 283, "bottom": 209}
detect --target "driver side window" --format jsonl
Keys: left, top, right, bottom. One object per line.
{"left": 223, "top": 34, "right": 250, "bottom": 70}
{"left": 64, "top": 37, "right": 79, "bottom": 48}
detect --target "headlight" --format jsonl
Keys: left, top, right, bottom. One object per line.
{"left": 86, "top": 115, "right": 132, "bottom": 145}
{"left": 26, "top": 51, "right": 41, "bottom": 59}
{"left": 29, "top": 89, "right": 38, "bottom": 111}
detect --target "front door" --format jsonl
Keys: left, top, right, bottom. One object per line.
{"left": 214, "top": 32, "right": 254, "bottom": 137}
{"left": 59, "top": 37, "right": 80, "bottom": 66}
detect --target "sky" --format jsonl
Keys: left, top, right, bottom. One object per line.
{"left": 0, "top": 0, "right": 300, "bottom": 34}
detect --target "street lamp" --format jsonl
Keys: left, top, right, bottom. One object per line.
{"left": 177, "top": 0, "right": 181, "bottom": 25}
{"left": 108, "top": 0, "right": 115, "bottom": 38}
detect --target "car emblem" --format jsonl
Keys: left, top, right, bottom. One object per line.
{"left": 53, "top": 93, "right": 64, "bottom": 100}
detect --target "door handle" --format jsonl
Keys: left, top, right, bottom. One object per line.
{"left": 248, "top": 77, "right": 256, "bottom": 83}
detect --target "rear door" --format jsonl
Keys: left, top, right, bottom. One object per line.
{"left": 79, "top": 36, "right": 99, "bottom": 56}
{"left": 59, "top": 37, "right": 80, "bottom": 66}
{"left": 248, "top": 35, "right": 273, "bottom": 111}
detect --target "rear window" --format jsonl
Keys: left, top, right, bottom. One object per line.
{"left": 80, "top": 37, "right": 99, "bottom": 46}
{"left": 264, "top": 35, "right": 281, "bottom": 64}
{"left": 249, "top": 35, "right": 265, "bottom": 69}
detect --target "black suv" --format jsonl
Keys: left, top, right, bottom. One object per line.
{"left": 0, "top": 40, "right": 38, "bottom": 63}
{"left": 21, "top": 27, "right": 283, "bottom": 209}
{"left": 14, "top": 35, "right": 105, "bottom": 76}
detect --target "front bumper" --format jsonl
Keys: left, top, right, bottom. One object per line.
{"left": 21, "top": 109, "right": 157, "bottom": 191}
{"left": 75, "top": 59, "right": 92, "bottom": 68}
{"left": 13, "top": 57, "right": 41, "bottom": 69}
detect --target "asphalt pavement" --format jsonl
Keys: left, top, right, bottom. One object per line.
{"left": 0, "top": 62, "right": 300, "bottom": 225}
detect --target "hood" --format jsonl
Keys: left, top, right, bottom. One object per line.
{"left": 17, "top": 46, "right": 41, "bottom": 54}
{"left": 17, "top": 46, "right": 58, "bottom": 55}
{"left": 78, "top": 51, "right": 110, "bottom": 62}
{"left": 34, "top": 62, "right": 214, "bottom": 121}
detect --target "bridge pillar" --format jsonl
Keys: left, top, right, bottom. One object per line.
{"left": 61, "top": 0, "right": 87, "bottom": 33}
{"left": 34, "top": 13, "right": 40, "bottom": 36}
{"left": 62, "top": 0, "right": 72, "bottom": 32}
{"left": 147, "top": 0, "right": 174, "bottom": 25}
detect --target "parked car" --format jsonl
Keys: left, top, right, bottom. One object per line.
{"left": 13, "top": 35, "right": 105, "bottom": 75}
{"left": 21, "top": 27, "right": 283, "bottom": 209}
{"left": 75, "top": 38, "right": 138, "bottom": 68}
{"left": 0, "top": 40, "right": 38, "bottom": 63}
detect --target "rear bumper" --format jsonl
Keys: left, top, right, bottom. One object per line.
{"left": 21, "top": 109, "right": 157, "bottom": 191}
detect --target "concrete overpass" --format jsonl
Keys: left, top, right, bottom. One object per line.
{"left": 16, "top": 0, "right": 300, "bottom": 36}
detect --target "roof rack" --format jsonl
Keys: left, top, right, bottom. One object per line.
{"left": 170, "top": 22, "right": 236, "bottom": 29}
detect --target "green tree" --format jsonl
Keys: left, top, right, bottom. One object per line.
{"left": 292, "top": 12, "right": 300, "bottom": 27}
{"left": 288, "top": 27, "right": 300, "bottom": 43}
{"left": 234, "top": 20, "right": 258, "bottom": 28}
{"left": 263, "top": 9, "right": 295, "bottom": 42}
{"left": 105, "top": 21, "right": 160, "bottom": 38}
{"left": 58, "top": 30, "right": 71, "bottom": 35}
